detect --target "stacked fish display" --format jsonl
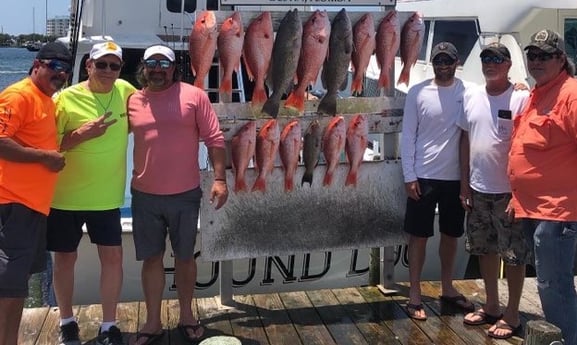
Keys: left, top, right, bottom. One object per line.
{"left": 229, "top": 115, "right": 369, "bottom": 194}
{"left": 187, "top": 9, "right": 424, "bottom": 114}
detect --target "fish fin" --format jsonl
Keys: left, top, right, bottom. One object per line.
{"left": 234, "top": 178, "right": 247, "bottom": 193}
{"left": 323, "top": 171, "right": 333, "bottom": 186}
{"left": 251, "top": 85, "right": 268, "bottom": 106}
{"left": 194, "top": 78, "right": 205, "bottom": 89}
{"left": 242, "top": 56, "right": 255, "bottom": 81}
{"left": 301, "top": 172, "right": 313, "bottom": 186}
{"left": 345, "top": 170, "right": 357, "bottom": 187}
{"left": 397, "top": 66, "right": 410, "bottom": 86}
{"left": 317, "top": 93, "right": 337, "bottom": 116}
{"left": 220, "top": 77, "right": 233, "bottom": 94}
{"left": 284, "top": 91, "right": 305, "bottom": 113}
{"left": 261, "top": 97, "right": 279, "bottom": 118}
{"left": 190, "top": 62, "right": 197, "bottom": 77}
{"left": 284, "top": 177, "right": 294, "bottom": 192}
{"left": 351, "top": 77, "right": 363, "bottom": 95}
{"left": 251, "top": 177, "right": 266, "bottom": 192}
{"left": 378, "top": 70, "right": 390, "bottom": 90}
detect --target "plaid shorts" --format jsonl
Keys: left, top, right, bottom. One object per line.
{"left": 465, "top": 190, "right": 531, "bottom": 265}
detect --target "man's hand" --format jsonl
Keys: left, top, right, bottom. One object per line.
{"left": 210, "top": 180, "right": 229, "bottom": 210}
{"left": 40, "top": 150, "right": 65, "bottom": 172}
{"left": 459, "top": 184, "right": 473, "bottom": 212}
{"left": 405, "top": 180, "right": 421, "bottom": 201}
{"left": 77, "top": 112, "right": 117, "bottom": 140}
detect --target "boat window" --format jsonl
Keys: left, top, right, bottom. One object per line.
{"left": 431, "top": 20, "right": 478, "bottom": 66}
{"left": 418, "top": 20, "right": 431, "bottom": 62}
{"left": 565, "top": 18, "right": 577, "bottom": 72}
{"left": 166, "top": 0, "right": 196, "bottom": 13}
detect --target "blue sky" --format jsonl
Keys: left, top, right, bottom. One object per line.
{"left": 1, "top": 0, "right": 70, "bottom": 35}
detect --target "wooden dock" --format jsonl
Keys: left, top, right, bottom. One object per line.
{"left": 19, "top": 278, "right": 552, "bottom": 345}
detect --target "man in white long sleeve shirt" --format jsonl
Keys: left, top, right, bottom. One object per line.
{"left": 401, "top": 42, "right": 474, "bottom": 321}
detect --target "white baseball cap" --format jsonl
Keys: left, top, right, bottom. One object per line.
{"left": 143, "top": 45, "right": 175, "bottom": 62}
{"left": 90, "top": 42, "right": 123, "bottom": 60}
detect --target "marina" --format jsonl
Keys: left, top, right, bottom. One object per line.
{"left": 18, "top": 278, "right": 553, "bottom": 345}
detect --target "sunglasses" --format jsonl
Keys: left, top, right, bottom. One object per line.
{"left": 41, "top": 59, "right": 72, "bottom": 73}
{"left": 144, "top": 59, "right": 172, "bottom": 69}
{"left": 526, "top": 52, "right": 560, "bottom": 62}
{"left": 481, "top": 55, "right": 506, "bottom": 64}
{"left": 432, "top": 58, "right": 456, "bottom": 66}
{"left": 94, "top": 61, "right": 122, "bottom": 71}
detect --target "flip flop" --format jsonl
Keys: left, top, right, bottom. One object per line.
{"left": 405, "top": 303, "right": 427, "bottom": 321}
{"left": 177, "top": 323, "right": 205, "bottom": 344}
{"left": 487, "top": 319, "right": 523, "bottom": 339}
{"left": 439, "top": 294, "right": 475, "bottom": 312}
{"left": 134, "top": 330, "right": 164, "bottom": 345}
{"left": 463, "top": 310, "right": 503, "bottom": 326}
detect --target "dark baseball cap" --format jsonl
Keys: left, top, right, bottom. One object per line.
{"left": 36, "top": 42, "right": 73, "bottom": 63}
{"left": 431, "top": 42, "right": 458, "bottom": 61}
{"left": 480, "top": 43, "right": 511, "bottom": 60}
{"left": 525, "top": 29, "right": 565, "bottom": 53}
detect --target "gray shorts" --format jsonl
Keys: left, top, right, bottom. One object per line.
{"left": 465, "top": 190, "right": 531, "bottom": 265}
{"left": 0, "top": 203, "right": 47, "bottom": 298}
{"left": 131, "top": 187, "right": 202, "bottom": 261}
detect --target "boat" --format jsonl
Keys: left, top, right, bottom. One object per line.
{"left": 25, "top": 41, "right": 43, "bottom": 51}
{"left": 53, "top": 0, "right": 577, "bottom": 305}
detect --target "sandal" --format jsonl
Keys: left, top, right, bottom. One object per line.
{"left": 134, "top": 330, "right": 164, "bottom": 345}
{"left": 487, "top": 319, "right": 523, "bottom": 339}
{"left": 177, "top": 323, "right": 205, "bottom": 344}
{"left": 406, "top": 303, "right": 427, "bottom": 321}
{"left": 463, "top": 309, "right": 502, "bottom": 326}
{"left": 439, "top": 294, "right": 475, "bottom": 312}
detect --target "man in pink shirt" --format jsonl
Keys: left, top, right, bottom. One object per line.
{"left": 127, "top": 45, "right": 228, "bottom": 345}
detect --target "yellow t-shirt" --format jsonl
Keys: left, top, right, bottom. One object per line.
{"left": 52, "top": 79, "right": 136, "bottom": 210}
{"left": 0, "top": 78, "right": 59, "bottom": 215}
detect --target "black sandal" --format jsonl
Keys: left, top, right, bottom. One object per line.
{"left": 177, "top": 323, "right": 205, "bottom": 343}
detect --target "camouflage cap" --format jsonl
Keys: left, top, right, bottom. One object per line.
{"left": 525, "top": 29, "right": 565, "bottom": 53}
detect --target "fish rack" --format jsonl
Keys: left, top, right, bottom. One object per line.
{"left": 201, "top": 95, "right": 407, "bottom": 302}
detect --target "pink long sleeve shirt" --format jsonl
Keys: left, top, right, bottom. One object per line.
{"left": 128, "top": 82, "right": 224, "bottom": 195}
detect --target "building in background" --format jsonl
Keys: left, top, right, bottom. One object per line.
{"left": 46, "top": 16, "right": 69, "bottom": 37}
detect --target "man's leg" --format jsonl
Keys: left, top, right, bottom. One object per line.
{"left": 52, "top": 251, "right": 78, "bottom": 319}
{"left": 464, "top": 253, "right": 501, "bottom": 323}
{"left": 531, "top": 221, "right": 577, "bottom": 345}
{"left": 135, "top": 254, "right": 165, "bottom": 345}
{"left": 408, "top": 235, "right": 428, "bottom": 319}
{"left": 175, "top": 257, "right": 203, "bottom": 338}
{"left": 97, "top": 245, "right": 123, "bottom": 323}
{"left": 0, "top": 297, "right": 24, "bottom": 345}
{"left": 487, "top": 263, "right": 525, "bottom": 337}
{"left": 439, "top": 233, "right": 460, "bottom": 296}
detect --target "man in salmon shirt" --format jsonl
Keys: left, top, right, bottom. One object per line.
{"left": 0, "top": 42, "right": 71, "bottom": 345}
{"left": 508, "top": 29, "right": 577, "bottom": 345}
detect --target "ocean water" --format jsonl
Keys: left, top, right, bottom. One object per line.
{"left": 0, "top": 47, "right": 37, "bottom": 90}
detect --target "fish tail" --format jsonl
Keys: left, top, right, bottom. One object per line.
{"left": 284, "top": 176, "right": 294, "bottom": 192}
{"left": 351, "top": 77, "right": 363, "bottom": 95}
{"left": 345, "top": 170, "right": 357, "bottom": 187}
{"left": 219, "top": 77, "right": 233, "bottom": 94}
{"left": 284, "top": 91, "right": 305, "bottom": 113}
{"left": 396, "top": 66, "right": 410, "bottom": 86}
{"left": 251, "top": 85, "right": 268, "bottom": 105}
{"left": 251, "top": 177, "right": 267, "bottom": 192}
{"left": 194, "top": 77, "right": 205, "bottom": 89}
{"left": 301, "top": 172, "right": 313, "bottom": 186}
{"left": 378, "top": 70, "right": 390, "bottom": 90}
{"left": 323, "top": 171, "right": 333, "bottom": 186}
{"left": 317, "top": 93, "right": 337, "bottom": 116}
{"left": 234, "top": 178, "right": 247, "bottom": 193}
{"left": 261, "top": 98, "right": 279, "bottom": 118}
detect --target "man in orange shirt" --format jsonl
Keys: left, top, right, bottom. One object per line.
{"left": 0, "top": 42, "right": 71, "bottom": 345}
{"left": 508, "top": 29, "right": 577, "bottom": 345}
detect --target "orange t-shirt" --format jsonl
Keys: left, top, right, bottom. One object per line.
{"left": 0, "top": 78, "right": 59, "bottom": 215}
{"left": 508, "top": 71, "right": 577, "bottom": 221}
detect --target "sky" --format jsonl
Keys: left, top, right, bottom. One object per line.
{"left": 0, "top": 0, "right": 70, "bottom": 35}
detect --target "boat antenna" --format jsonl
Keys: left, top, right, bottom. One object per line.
{"left": 68, "top": 0, "right": 85, "bottom": 84}
{"left": 170, "top": 24, "right": 176, "bottom": 51}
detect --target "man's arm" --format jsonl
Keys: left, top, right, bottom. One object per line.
{"left": 207, "top": 146, "right": 228, "bottom": 210}
{"left": 459, "top": 130, "right": 472, "bottom": 211}
{"left": 59, "top": 112, "right": 117, "bottom": 151}
{"left": 0, "top": 137, "right": 65, "bottom": 172}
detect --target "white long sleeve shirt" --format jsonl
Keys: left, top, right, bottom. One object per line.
{"left": 401, "top": 78, "right": 469, "bottom": 183}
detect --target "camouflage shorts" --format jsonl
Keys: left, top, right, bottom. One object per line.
{"left": 465, "top": 190, "right": 531, "bottom": 265}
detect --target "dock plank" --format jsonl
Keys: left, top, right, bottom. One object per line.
{"left": 19, "top": 278, "right": 560, "bottom": 345}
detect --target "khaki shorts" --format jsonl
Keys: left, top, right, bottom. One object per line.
{"left": 465, "top": 190, "right": 531, "bottom": 265}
